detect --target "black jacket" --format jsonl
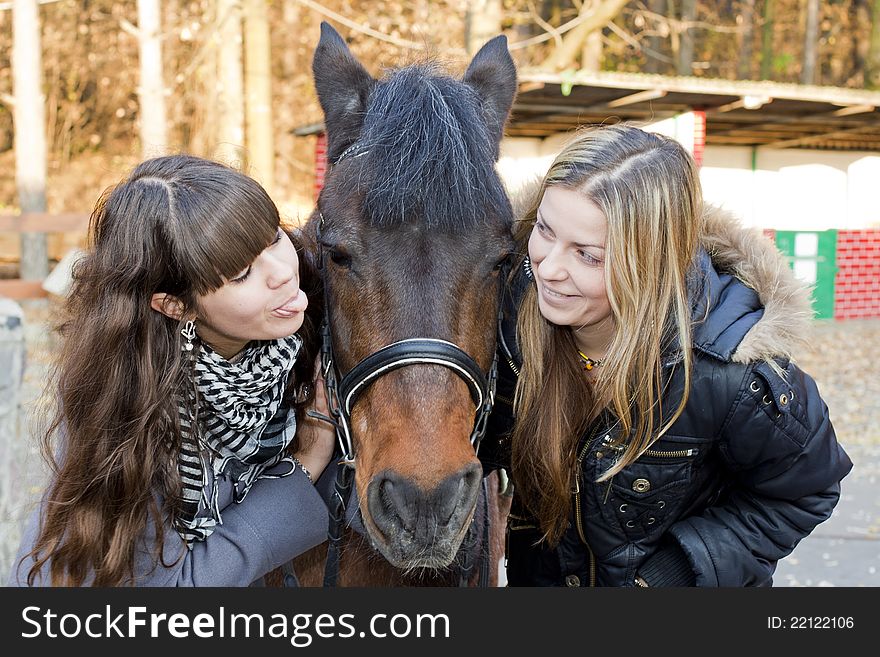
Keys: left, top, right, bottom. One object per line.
{"left": 481, "top": 208, "right": 853, "bottom": 587}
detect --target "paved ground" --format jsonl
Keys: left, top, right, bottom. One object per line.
{"left": 772, "top": 320, "right": 880, "bottom": 587}
{"left": 1, "top": 301, "right": 876, "bottom": 586}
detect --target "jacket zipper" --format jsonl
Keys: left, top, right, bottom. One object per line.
{"left": 600, "top": 435, "right": 698, "bottom": 459}
{"left": 644, "top": 447, "right": 699, "bottom": 458}
{"left": 573, "top": 431, "right": 598, "bottom": 587}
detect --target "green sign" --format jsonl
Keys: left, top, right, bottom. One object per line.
{"left": 773, "top": 230, "right": 838, "bottom": 320}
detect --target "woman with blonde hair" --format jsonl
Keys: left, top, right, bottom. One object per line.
{"left": 10, "top": 154, "right": 334, "bottom": 586}
{"left": 482, "top": 124, "right": 852, "bottom": 586}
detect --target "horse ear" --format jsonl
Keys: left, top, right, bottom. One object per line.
{"left": 312, "top": 22, "right": 376, "bottom": 163}
{"left": 462, "top": 35, "right": 518, "bottom": 158}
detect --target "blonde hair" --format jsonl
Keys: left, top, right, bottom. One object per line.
{"left": 511, "top": 124, "right": 703, "bottom": 543}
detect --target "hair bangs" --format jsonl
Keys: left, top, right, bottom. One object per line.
{"left": 170, "top": 176, "right": 280, "bottom": 295}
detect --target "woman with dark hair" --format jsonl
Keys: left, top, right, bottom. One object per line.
{"left": 482, "top": 124, "right": 852, "bottom": 587}
{"left": 10, "top": 154, "right": 334, "bottom": 586}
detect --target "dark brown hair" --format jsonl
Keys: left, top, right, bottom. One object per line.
{"left": 24, "top": 155, "right": 319, "bottom": 586}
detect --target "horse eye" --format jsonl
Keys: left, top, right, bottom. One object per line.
{"left": 330, "top": 250, "right": 352, "bottom": 269}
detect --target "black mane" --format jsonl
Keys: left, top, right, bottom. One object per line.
{"left": 351, "top": 64, "right": 511, "bottom": 231}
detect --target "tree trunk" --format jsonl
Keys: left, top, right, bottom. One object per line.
{"left": 801, "top": 0, "right": 820, "bottom": 84}
{"left": 137, "top": 0, "right": 168, "bottom": 157}
{"left": 738, "top": 0, "right": 756, "bottom": 79}
{"left": 868, "top": 0, "right": 880, "bottom": 88}
{"left": 465, "top": 0, "right": 503, "bottom": 56}
{"left": 678, "top": 0, "right": 696, "bottom": 76}
{"left": 544, "top": 0, "right": 628, "bottom": 71}
{"left": 244, "top": 0, "right": 273, "bottom": 193}
{"left": 12, "top": 0, "right": 48, "bottom": 281}
{"left": 190, "top": 5, "right": 219, "bottom": 158}
{"left": 276, "top": 1, "right": 301, "bottom": 200}
{"left": 644, "top": 0, "right": 666, "bottom": 74}
{"left": 216, "top": 0, "right": 245, "bottom": 167}
{"left": 760, "top": 0, "right": 775, "bottom": 80}
{"left": 581, "top": 28, "right": 603, "bottom": 72}
{"left": 850, "top": 0, "right": 867, "bottom": 86}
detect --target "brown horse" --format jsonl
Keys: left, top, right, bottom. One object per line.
{"left": 289, "top": 23, "right": 517, "bottom": 586}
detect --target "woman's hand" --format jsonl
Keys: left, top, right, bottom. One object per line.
{"left": 293, "top": 356, "right": 336, "bottom": 483}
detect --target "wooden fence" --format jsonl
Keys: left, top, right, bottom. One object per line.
{"left": 0, "top": 213, "right": 89, "bottom": 299}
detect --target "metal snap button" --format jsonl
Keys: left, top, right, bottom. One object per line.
{"left": 625, "top": 520, "right": 635, "bottom": 528}
{"left": 595, "top": 451, "right": 603, "bottom": 460}
{"left": 619, "top": 504, "right": 628, "bottom": 513}
{"left": 749, "top": 380, "right": 760, "bottom": 393}
{"left": 779, "top": 394, "right": 788, "bottom": 406}
{"left": 565, "top": 574, "right": 580, "bottom": 587}
{"left": 632, "top": 478, "right": 651, "bottom": 493}
{"left": 762, "top": 394, "right": 772, "bottom": 405}
{"left": 647, "top": 517, "right": 656, "bottom": 525}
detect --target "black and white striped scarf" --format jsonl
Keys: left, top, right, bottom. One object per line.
{"left": 174, "top": 334, "right": 303, "bottom": 546}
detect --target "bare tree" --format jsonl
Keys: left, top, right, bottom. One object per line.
{"left": 760, "top": 0, "right": 775, "bottom": 80}
{"left": 244, "top": 0, "right": 273, "bottom": 192}
{"left": 275, "top": 0, "right": 302, "bottom": 198}
{"left": 869, "top": 0, "right": 880, "bottom": 88}
{"left": 644, "top": 0, "right": 667, "bottom": 74}
{"left": 738, "top": 0, "right": 756, "bottom": 79}
{"left": 12, "top": 0, "right": 48, "bottom": 281}
{"left": 137, "top": 0, "right": 168, "bottom": 157}
{"left": 543, "top": 0, "right": 628, "bottom": 71}
{"left": 678, "top": 0, "right": 696, "bottom": 76}
{"left": 216, "top": 0, "right": 245, "bottom": 166}
{"left": 581, "top": 28, "right": 603, "bottom": 72}
{"left": 466, "top": 0, "right": 503, "bottom": 55}
{"left": 802, "top": 0, "right": 820, "bottom": 84}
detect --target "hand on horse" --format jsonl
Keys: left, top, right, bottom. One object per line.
{"left": 293, "top": 355, "right": 336, "bottom": 484}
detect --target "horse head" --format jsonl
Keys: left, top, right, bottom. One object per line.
{"left": 308, "top": 23, "right": 516, "bottom": 572}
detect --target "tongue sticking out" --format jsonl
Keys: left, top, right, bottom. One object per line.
{"left": 274, "top": 289, "right": 308, "bottom": 317}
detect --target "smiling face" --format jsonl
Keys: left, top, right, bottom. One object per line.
{"left": 194, "top": 229, "right": 308, "bottom": 359}
{"left": 528, "top": 185, "right": 614, "bottom": 348}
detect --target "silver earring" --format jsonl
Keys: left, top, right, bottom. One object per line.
{"left": 523, "top": 256, "right": 534, "bottom": 280}
{"left": 181, "top": 320, "right": 197, "bottom": 352}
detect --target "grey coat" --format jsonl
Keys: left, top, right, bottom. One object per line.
{"left": 8, "top": 450, "right": 328, "bottom": 587}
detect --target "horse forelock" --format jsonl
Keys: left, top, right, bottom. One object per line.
{"left": 352, "top": 64, "right": 511, "bottom": 232}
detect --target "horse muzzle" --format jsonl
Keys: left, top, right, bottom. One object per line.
{"left": 364, "top": 462, "right": 483, "bottom": 570}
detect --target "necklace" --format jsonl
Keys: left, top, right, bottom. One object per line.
{"left": 577, "top": 349, "right": 603, "bottom": 371}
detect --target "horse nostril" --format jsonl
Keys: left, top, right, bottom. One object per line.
{"left": 368, "top": 472, "right": 419, "bottom": 537}
{"left": 434, "top": 463, "right": 482, "bottom": 526}
{"left": 379, "top": 479, "right": 396, "bottom": 512}
{"left": 435, "top": 479, "right": 463, "bottom": 525}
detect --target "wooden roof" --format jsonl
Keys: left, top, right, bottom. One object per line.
{"left": 511, "top": 69, "right": 880, "bottom": 151}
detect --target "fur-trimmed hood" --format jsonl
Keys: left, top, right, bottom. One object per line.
{"left": 695, "top": 205, "right": 814, "bottom": 364}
